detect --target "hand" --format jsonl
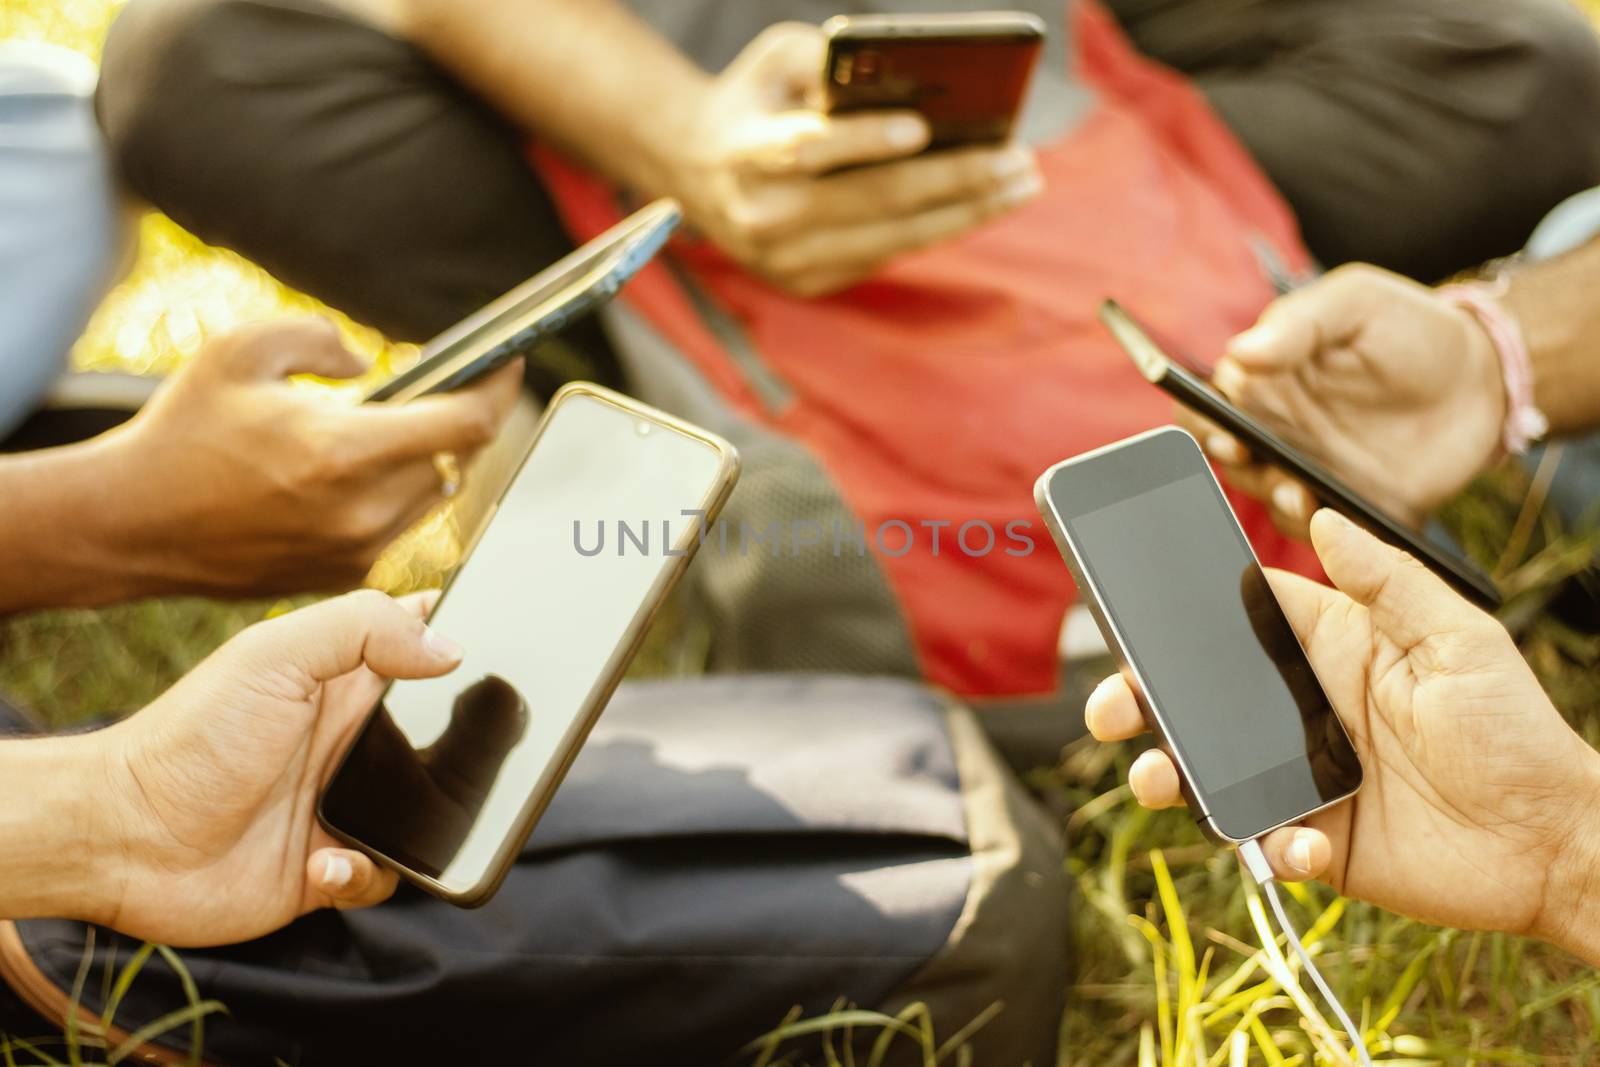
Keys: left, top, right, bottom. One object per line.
{"left": 80, "top": 590, "right": 463, "bottom": 947}
{"left": 658, "top": 23, "right": 1043, "bottom": 297}
{"left": 1189, "top": 265, "right": 1507, "bottom": 539}
{"left": 102, "top": 320, "right": 522, "bottom": 596}
{"left": 1085, "top": 510, "right": 1600, "bottom": 963}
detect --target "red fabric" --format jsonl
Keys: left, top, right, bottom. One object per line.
{"left": 534, "top": 0, "right": 1320, "bottom": 696}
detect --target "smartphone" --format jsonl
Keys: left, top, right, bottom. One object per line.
{"left": 365, "top": 200, "right": 681, "bottom": 403}
{"left": 822, "top": 12, "right": 1044, "bottom": 149}
{"left": 320, "top": 383, "right": 740, "bottom": 905}
{"left": 1036, "top": 426, "right": 1363, "bottom": 843}
{"left": 1099, "top": 299, "right": 1502, "bottom": 610}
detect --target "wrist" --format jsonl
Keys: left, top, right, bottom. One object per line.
{"left": 0, "top": 433, "right": 158, "bottom": 613}
{"left": 1535, "top": 745, "right": 1600, "bottom": 965}
{"left": 0, "top": 734, "right": 128, "bottom": 929}
{"left": 1436, "top": 282, "right": 1546, "bottom": 458}
{"left": 629, "top": 71, "right": 715, "bottom": 200}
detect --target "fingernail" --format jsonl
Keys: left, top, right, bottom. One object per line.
{"left": 1206, "top": 433, "right": 1242, "bottom": 463}
{"left": 1212, "top": 360, "right": 1244, "bottom": 396}
{"left": 1273, "top": 482, "right": 1309, "bottom": 522}
{"left": 1288, "top": 831, "right": 1316, "bottom": 874}
{"left": 991, "top": 148, "right": 1032, "bottom": 180}
{"left": 886, "top": 116, "right": 925, "bottom": 150}
{"left": 322, "top": 854, "right": 353, "bottom": 889}
{"left": 1230, "top": 325, "right": 1272, "bottom": 354}
{"left": 1318, "top": 507, "right": 1357, "bottom": 532}
{"left": 422, "top": 626, "right": 463, "bottom": 661}
{"left": 999, "top": 171, "right": 1044, "bottom": 204}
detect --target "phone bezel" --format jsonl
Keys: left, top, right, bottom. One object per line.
{"left": 820, "top": 12, "right": 1045, "bottom": 148}
{"left": 1099, "top": 299, "right": 1502, "bottom": 610}
{"left": 1035, "top": 425, "right": 1362, "bottom": 843}
{"left": 365, "top": 200, "right": 681, "bottom": 404}
{"left": 318, "top": 381, "right": 740, "bottom": 906}
{"left": 822, "top": 12, "right": 1046, "bottom": 43}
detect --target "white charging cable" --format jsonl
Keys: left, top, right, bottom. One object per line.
{"left": 1237, "top": 838, "right": 1374, "bottom": 1067}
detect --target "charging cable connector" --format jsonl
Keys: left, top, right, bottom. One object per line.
{"left": 1237, "top": 838, "right": 1374, "bottom": 1067}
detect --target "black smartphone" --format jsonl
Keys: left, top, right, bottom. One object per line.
{"left": 822, "top": 12, "right": 1044, "bottom": 148}
{"left": 1036, "top": 426, "right": 1363, "bottom": 842}
{"left": 1099, "top": 299, "right": 1502, "bottom": 610}
{"left": 320, "top": 383, "right": 740, "bottom": 906}
{"left": 366, "top": 200, "right": 681, "bottom": 403}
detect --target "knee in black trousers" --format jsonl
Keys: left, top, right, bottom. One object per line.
{"left": 96, "top": 0, "right": 617, "bottom": 394}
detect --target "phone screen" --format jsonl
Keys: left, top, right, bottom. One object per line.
{"left": 321, "top": 390, "right": 729, "bottom": 898}
{"left": 1043, "top": 429, "right": 1361, "bottom": 840}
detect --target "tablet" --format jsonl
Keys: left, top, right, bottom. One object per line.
{"left": 366, "top": 199, "right": 681, "bottom": 403}
{"left": 1099, "top": 299, "right": 1502, "bottom": 610}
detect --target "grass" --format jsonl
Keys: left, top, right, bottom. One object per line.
{"left": 6, "top": 2, "right": 1600, "bottom": 1065}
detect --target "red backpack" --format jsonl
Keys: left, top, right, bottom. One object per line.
{"left": 535, "top": 1, "right": 1319, "bottom": 699}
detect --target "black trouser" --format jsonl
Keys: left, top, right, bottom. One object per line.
{"left": 1108, "top": 0, "right": 1600, "bottom": 281}
{"left": 98, "top": 0, "right": 1600, "bottom": 366}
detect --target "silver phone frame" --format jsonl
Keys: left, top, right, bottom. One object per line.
{"left": 1034, "top": 425, "right": 1361, "bottom": 844}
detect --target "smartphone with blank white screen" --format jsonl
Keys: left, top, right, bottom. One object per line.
{"left": 319, "top": 383, "right": 739, "bottom": 906}
{"left": 1035, "top": 427, "right": 1362, "bottom": 843}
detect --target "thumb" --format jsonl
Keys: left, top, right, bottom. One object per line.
{"left": 1255, "top": 825, "right": 1333, "bottom": 883}
{"left": 1226, "top": 263, "right": 1406, "bottom": 375}
{"left": 733, "top": 21, "right": 826, "bottom": 106}
{"left": 1308, "top": 509, "right": 1482, "bottom": 649}
{"left": 308, "top": 848, "right": 399, "bottom": 910}
{"left": 209, "top": 319, "right": 368, "bottom": 382}
{"left": 735, "top": 109, "right": 929, "bottom": 175}
{"left": 237, "top": 588, "right": 464, "bottom": 695}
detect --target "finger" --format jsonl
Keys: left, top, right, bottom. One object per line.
{"left": 347, "top": 358, "right": 523, "bottom": 467}
{"left": 767, "top": 174, "right": 1042, "bottom": 279}
{"left": 1262, "top": 567, "right": 1347, "bottom": 648}
{"left": 803, "top": 143, "right": 1037, "bottom": 223}
{"left": 1174, "top": 406, "right": 1249, "bottom": 466}
{"left": 308, "top": 848, "right": 400, "bottom": 910}
{"left": 355, "top": 461, "right": 464, "bottom": 560}
{"left": 1308, "top": 508, "right": 1488, "bottom": 647}
{"left": 733, "top": 22, "right": 828, "bottom": 107}
{"left": 1259, "top": 470, "right": 1316, "bottom": 540}
{"left": 1129, "top": 749, "right": 1185, "bottom": 809}
{"left": 1254, "top": 825, "right": 1333, "bottom": 882}
{"left": 209, "top": 319, "right": 367, "bottom": 382}
{"left": 1225, "top": 264, "right": 1402, "bottom": 373}
{"left": 1085, "top": 675, "right": 1148, "bottom": 741}
{"left": 241, "top": 588, "right": 464, "bottom": 692}
{"left": 741, "top": 109, "right": 932, "bottom": 175}
{"left": 397, "top": 590, "right": 442, "bottom": 620}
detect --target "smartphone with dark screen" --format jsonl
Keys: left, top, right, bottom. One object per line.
{"left": 822, "top": 12, "right": 1044, "bottom": 148}
{"left": 366, "top": 200, "right": 681, "bottom": 403}
{"left": 1099, "top": 299, "right": 1501, "bottom": 610}
{"left": 320, "top": 383, "right": 739, "bottom": 906}
{"left": 1036, "top": 427, "right": 1363, "bottom": 843}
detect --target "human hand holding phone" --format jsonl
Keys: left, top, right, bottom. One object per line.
{"left": 1, "top": 591, "right": 459, "bottom": 948}
{"left": 1087, "top": 510, "right": 1600, "bottom": 964}
{"left": 660, "top": 23, "right": 1041, "bottom": 297}
{"left": 105, "top": 320, "right": 522, "bottom": 596}
{"left": 1189, "top": 264, "right": 1506, "bottom": 539}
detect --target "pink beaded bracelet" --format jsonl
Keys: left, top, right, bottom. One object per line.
{"left": 1436, "top": 280, "right": 1549, "bottom": 455}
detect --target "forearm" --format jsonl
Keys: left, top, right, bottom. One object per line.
{"left": 386, "top": 0, "right": 709, "bottom": 196}
{"left": 1501, "top": 236, "right": 1600, "bottom": 437}
{"left": 0, "top": 735, "right": 121, "bottom": 926}
{"left": 0, "top": 435, "right": 156, "bottom": 613}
